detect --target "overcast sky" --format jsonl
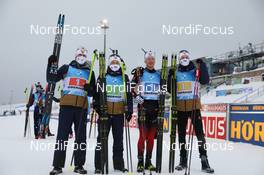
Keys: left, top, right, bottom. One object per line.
{"left": 0, "top": 0, "right": 263, "bottom": 104}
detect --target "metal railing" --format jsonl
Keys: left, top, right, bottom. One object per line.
{"left": 233, "top": 85, "right": 264, "bottom": 103}
{"left": 212, "top": 41, "right": 264, "bottom": 63}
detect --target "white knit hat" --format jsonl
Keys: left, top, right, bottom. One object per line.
{"left": 75, "top": 46, "right": 88, "bottom": 58}
{"left": 109, "top": 54, "right": 121, "bottom": 65}
{"left": 179, "top": 50, "right": 190, "bottom": 59}
{"left": 144, "top": 51, "right": 155, "bottom": 60}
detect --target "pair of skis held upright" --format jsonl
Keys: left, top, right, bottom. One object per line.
{"left": 164, "top": 55, "right": 200, "bottom": 175}
{"left": 143, "top": 54, "right": 200, "bottom": 175}
{"left": 97, "top": 51, "right": 133, "bottom": 174}
{"left": 24, "top": 14, "right": 65, "bottom": 138}
{"left": 169, "top": 54, "right": 201, "bottom": 175}
{"left": 137, "top": 54, "right": 175, "bottom": 174}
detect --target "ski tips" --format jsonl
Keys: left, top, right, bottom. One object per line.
{"left": 57, "top": 13, "right": 65, "bottom": 28}
{"left": 141, "top": 48, "right": 147, "bottom": 54}
{"left": 109, "top": 48, "right": 118, "bottom": 55}
{"left": 57, "top": 14, "right": 61, "bottom": 25}
{"left": 162, "top": 54, "right": 168, "bottom": 60}
{"left": 99, "top": 52, "right": 105, "bottom": 57}
{"left": 61, "top": 14, "right": 65, "bottom": 26}
{"left": 93, "top": 49, "right": 98, "bottom": 54}
{"left": 171, "top": 53, "right": 177, "bottom": 58}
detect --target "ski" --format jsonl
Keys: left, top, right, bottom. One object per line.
{"left": 99, "top": 52, "right": 109, "bottom": 174}
{"left": 24, "top": 85, "right": 34, "bottom": 137}
{"left": 156, "top": 55, "right": 168, "bottom": 173}
{"left": 169, "top": 54, "right": 177, "bottom": 173}
{"left": 41, "top": 14, "right": 65, "bottom": 137}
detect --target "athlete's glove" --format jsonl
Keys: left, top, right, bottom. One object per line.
{"left": 48, "top": 55, "right": 58, "bottom": 67}
{"left": 26, "top": 104, "right": 30, "bottom": 109}
{"left": 47, "top": 55, "right": 58, "bottom": 82}
{"left": 131, "top": 67, "right": 144, "bottom": 83}
{"left": 125, "top": 111, "right": 133, "bottom": 122}
{"left": 135, "top": 95, "right": 144, "bottom": 105}
{"left": 196, "top": 58, "right": 204, "bottom": 64}
{"left": 83, "top": 83, "right": 91, "bottom": 93}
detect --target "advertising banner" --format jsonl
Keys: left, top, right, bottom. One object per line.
{"left": 229, "top": 104, "right": 264, "bottom": 147}
{"left": 199, "top": 104, "right": 227, "bottom": 140}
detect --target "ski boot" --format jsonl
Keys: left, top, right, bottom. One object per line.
{"left": 94, "top": 169, "right": 102, "bottom": 174}
{"left": 137, "top": 156, "right": 144, "bottom": 173}
{"left": 201, "top": 155, "right": 214, "bottom": 174}
{"left": 73, "top": 166, "right": 87, "bottom": 174}
{"left": 145, "top": 154, "right": 156, "bottom": 171}
{"left": 175, "top": 157, "right": 187, "bottom": 171}
{"left": 69, "top": 133, "right": 73, "bottom": 139}
{"left": 49, "top": 167, "right": 62, "bottom": 175}
{"left": 145, "top": 160, "right": 156, "bottom": 171}
{"left": 47, "top": 127, "right": 55, "bottom": 136}
{"left": 113, "top": 159, "right": 128, "bottom": 172}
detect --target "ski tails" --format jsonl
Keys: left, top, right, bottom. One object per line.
{"left": 24, "top": 84, "right": 34, "bottom": 137}
{"left": 156, "top": 55, "right": 168, "bottom": 173}
{"left": 169, "top": 54, "right": 177, "bottom": 173}
{"left": 41, "top": 14, "right": 65, "bottom": 138}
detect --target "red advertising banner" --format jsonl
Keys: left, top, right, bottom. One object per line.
{"left": 201, "top": 104, "right": 227, "bottom": 140}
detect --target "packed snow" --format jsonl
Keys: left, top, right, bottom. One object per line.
{"left": 0, "top": 112, "right": 263, "bottom": 175}
{"left": 201, "top": 81, "right": 264, "bottom": 104}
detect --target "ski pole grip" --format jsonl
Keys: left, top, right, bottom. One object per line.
{"left": 196, "top": 68, "right": 201, "bottom": 79}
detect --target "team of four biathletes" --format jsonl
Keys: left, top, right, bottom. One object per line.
{"left": 30, "top": 47, "right": 214, "bottom": 174}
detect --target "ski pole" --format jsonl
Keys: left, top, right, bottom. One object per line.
{"left": 139, "top": 105, "right": 146, "bottom": 175}
{"left": 88, "top": 109, "right": 95, "bottom": 138}
{"left": 127, "top": 123, "right": 133, "bottom": 172}
{"left": 136, "top": 66, "right": 146, "bottom": 175}
{"left": 94, "top": 113, "right": 97, "bottom": 138}
{"left": 121, "top": 61, "right": 133, "bottom": 172}
{"left": 125, "top": 119, "right": 130, "bottom": 171}
{"left": 184, "top": 67, "right": 201, "bottom": 175}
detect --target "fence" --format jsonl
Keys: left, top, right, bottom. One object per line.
{"left": 233, "top": 85, "right": 264, "bottom": 103}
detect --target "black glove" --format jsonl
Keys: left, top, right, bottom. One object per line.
{"left": 26, "top": 104, "right": 30, "bottom": 108}
{"left": 196, "top": 58, "right": 204, "bottom": 64}
{"left": 131, "top": 67, "right": 144, "bottom": 83}
{"left": 125, "top": 111, "right": 132, "bottom": 122}
{"left": 169, "top": 68, "right": 175, "bottom": 76}
{"left": 48, "top": 55, "right": 58, "bottom": 66}
{"left": 47, "top": 55, "right": 58, "bottom": 82}
{"left": 52, "top": 96, "right": 60, "bottom": 103}
{"left": 84, "top": 83, "right": 91, "bottom": 92}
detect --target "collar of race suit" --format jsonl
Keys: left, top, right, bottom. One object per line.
{"left": 178, "top": 61, "right": 195, "bottom": 72}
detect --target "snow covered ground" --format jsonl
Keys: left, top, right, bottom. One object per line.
{"left": 1, "top": 113, "right": 264, "bottom": 175}
{"left": 201, "top": 81, "right": 264, "bottom": 104}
